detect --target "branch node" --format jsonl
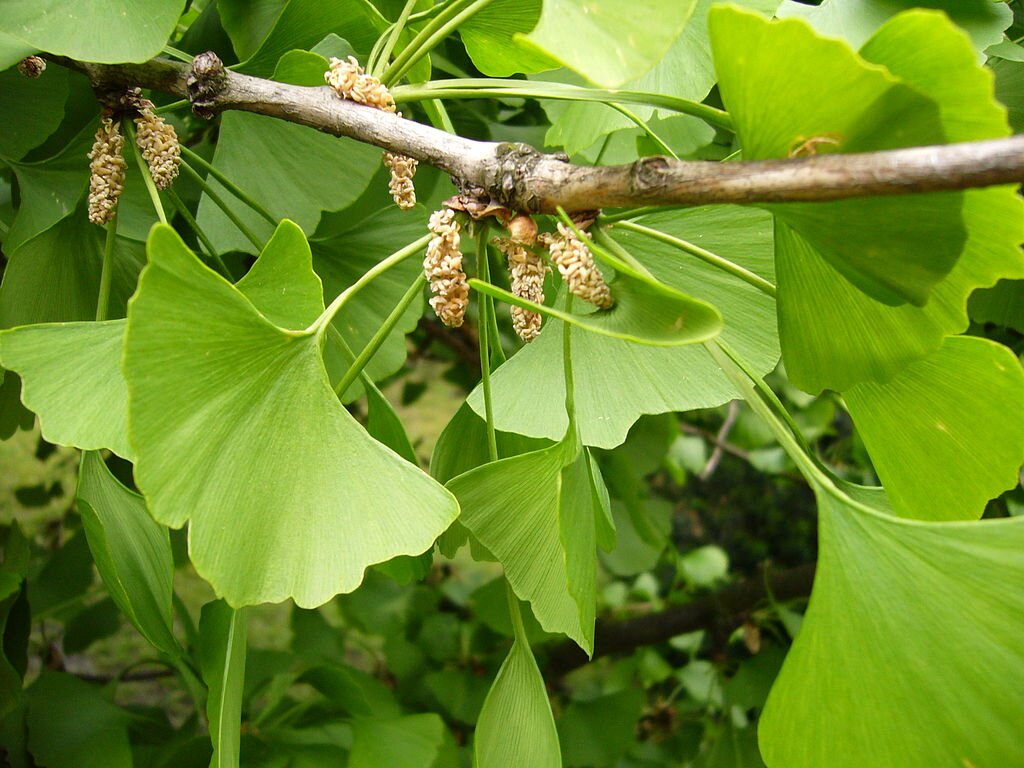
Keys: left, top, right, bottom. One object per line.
{"left": 491, "top": 142, "right": 544, "bottom": 212}
{"left": 630, "top": 155, "right": 672, "bottom": 195}
{"left": 187, "top": 51, "right": 227, "bottom": 119}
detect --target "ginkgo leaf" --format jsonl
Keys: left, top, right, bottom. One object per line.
{"left": 771, "top": 10, "right": 1024, "bottom": 392}
{"left": 474, "top": 606, "right": 561, "bottom": 768}
{"left": 0, "top": 319, "right": 131, "bottom": 459}
{"left": 447, "top": 428, "right": 598, "bottom": 653}
{"left": 759, "top": 485, "right": 1024, "bottom": 767}
{"left": 518, "top": 0, "right": 699, "bottom": 88}
{"left": 843, "top": 336, "right": 1024, "bottom": 521}
{"left": 123, "top": 225, "right": 458, "bottom": 607}
{"left": 76, "top": 452, "right": 179, "bottom": 656}
{"left": 710, "top": 5, "right": 965, "bottom": 309}
{"left": 471, "top": 206, "right": 777, "bottom": 448}
{"left": 349, "top": 714, "right": 447, "bottom": 768}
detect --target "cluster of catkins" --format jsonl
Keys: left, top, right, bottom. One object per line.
{"left": 423, "top": 209, "right": 613, "bottom": 341}
{"left": 87, "top": 97, "right": 180, "bottom": 225}
{"left": 326, "top": 57, "right": 417, "bottom": 210}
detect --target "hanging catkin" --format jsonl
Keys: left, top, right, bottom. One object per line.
{"left": 134, "top": 100, "right": 180, "bottom": 190}
{"left": 542, "top": 223, "right": 614, "bottom": 309}
{"left": 326, "top": 56, "right": 417, "bottom": 210}
{"left": 496, "top": 237, "right": 548, "bottom": 342}
{"left": 424, "top": 209, "right": 469, "bottom": 327}
{"left": 87, "top": 118, "right": 127, "bottom": 225}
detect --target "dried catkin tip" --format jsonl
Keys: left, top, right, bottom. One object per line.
{"left": 496, "top": 238, "right": 548, "bottom": 342}
{"left": 424, "top": 209, "right": 469, "bottom": 327}
{"left": 87, "top": 118, "right": 127, "bottom": 226}
{"left": 134, "top": 107, "right": 180, "bottom": 190}
{"left": 383, "top": 151, "right": 418, "bottom": 210}
{"left": 543, "top": 223, "right": 614, "bottom": 309}
{"left": 17, "top": 56, "right": 45, "bottom": 78}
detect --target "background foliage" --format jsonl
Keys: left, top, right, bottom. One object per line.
{"left": 1, "top": 1, "right": 1023, "bottom": 766}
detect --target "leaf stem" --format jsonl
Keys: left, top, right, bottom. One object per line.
{"left": 383, "top": 0, "right": 496, "bottom": 85}
{"left": 505, "top": 580, "right": 527, "bottom": 642}
{"left": 96, "top": 219, "right": 118, "bottom": 322}
{"left": 612, "top": 221, "right": 777, "bottom": 298}
{"left": 608, "top": 103, "right": 678, "bottom": 159}
{"left": 153, "top": 98, "right": 190, "bottom": 114}
{"left": 334, "top": 275, "right": 425, "bottom": 396}
{"left": 123, "top": 121, "right": 168, "bottom": 225}
{"left": 165, "top": 188, "right": 232, "bottom": 278}
{"left": 313, "top": 234, "right": 431, "bottom": 336}
{"left": 179, "top": 159, "right": 263, "bottom": 251}
{"left": 393, "top": 79, "right": 734, "bottom": 131}
{"left": 370, "top": 0, "right": 420, "bottom": 76}
{"left": 179, "top": 147, "right": 277, "bottom": 226}
{"left": 476, "top": 226, "right": 499, "bottom": 463}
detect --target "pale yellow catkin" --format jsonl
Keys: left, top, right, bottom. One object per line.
{"left": 542, "top": 223, "right": 614, "bottom": 309}
{"left": 424, "top": 209, "right": 469, "bottom": 327}
{"left": 87, "top": 118, "right": 127, "bottom": 225}
{"left": 134, "top": 106, "right": 180, "bottom": 190}
{"left": 495, "top": 237, "right": 547, "bottom": 342}
{"left": 326, "top": 57, "right": 416, "bottom": 209}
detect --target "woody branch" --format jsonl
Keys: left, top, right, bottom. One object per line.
{"left": 50, "top": 52, "right": 1024, "bottom": 214}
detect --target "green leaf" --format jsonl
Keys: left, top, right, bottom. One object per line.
{"left": 0, "top": 65, "right": 68, "bottom": 161}
{"left": 518, "top": 0, "right": 699, "bottom": 88}
{"left": 0, "top": 209, "right": 145, "bottom": 328}
{"left": 349, "top": 714, "right": 447, "bottom": 768}
{"left": 969, "top": 279, "right": 1024, "bottom": 333}
{"left": 759, "top": 487, "right": 1024, "bottom": 767}
{"left": 474, "top": 609, "right": 561, "bottom": 768}
{"left": 76, "top": 451, "right": 180, "bottom": 655}
{"left": 195, "top": 110, "right": 381, "bottom": 254}
{"left": 471, "top": 239, "right": 723, "bottom": 347}
{"left": 710, "top": 5, "right": 964, "bottom": 308}
{"left": 0, "top": 1, "right": 186, "bottom": 65}
{"left": 4, "top": 124, "right": 91, "bottom": 252}
{"left": 777, "top": 0, "right": 1012, "bottom": 54}
{"left": 313, "top": 205, "right": 427, "bottom": 402}
{"left": 448, "top": 428, "right": 597, "bottom": 653}
{"left": 843, "top": 337, "right": 1024, "bottom": 521}
{"left": 559, "top": 689, "right": 645, "bottom": 767}
{"left": 0, "top": 585, "right": 28, "bottom": 718}
{"left": 543, "top": 0, "right": 779, "bottom": 156}
{"left": 0, "top": 320, "right": 131, "bottom": 458}
{"left": 460, "top": 0, "right": 560, "bottom": 78}
{"left": 25, "top": 671, "right": 132, "bottom": 768}
{"left": 772, "top": 10, "right": 1024, "bottom": 391}
{"left": 220, "top": 0, "right": 384, "bottom": 72}
{"left": 199, "top": 600, "right": 248, "bottom": 768}
{"left": 0, "top": 372, "right": 35, "bottom": 439}
{"left": 124, "top": 225, "right": 458, "bottom": 606}
{"left": 365, "top": 381, "right": 418, "bottom": 464}
{"left": 471, "top": 206, "right": 777, "bottom": 448}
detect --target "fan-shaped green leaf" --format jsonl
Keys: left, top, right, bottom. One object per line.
{"left": 0, "top": 209, "right": 144, "bottom": 328}
{"left": 474, "top": 609, "right": 561, "bottom": 768}
{"left": 771, "top": 10, "right": 1024, "bottom": 391}
{"left": 199, "top": 600, "right": 247, "bottom": 768}
{"left": 710, "top": 5, "right": 964, "bottom": 309}
{"left": 76, "top": 452, "right": 179, "bottom": 655}
{"left": 777, "top": 0, "right": 1012, "bottom": 54}
{"left": 460, "top": 0, "right": 559, "bottom": 78}
{"left": 759, "top": 487, "right": 1024, "bottom": 767}
{"left": 0, "top": 319, "right": 130, "bottom": 458}
{"left": 124, "top": 225, "right": 458, "bottom": 606}
{"left": 0, "top": 1, "right": 186, "bottom": 66}
{"left": 447, "top": 428, "right": 598, "bottom": 653}
{"left": 0, "top": 65, "right": 68, "bottom": 161}
{"left": 471, "top": 206, "right": 776, "bottom": 448}
{"left": 518, "top": 0, "right": 698, "bottom": 88}
{"left": 843, "top": 336, "right": 1024, "bottom": 521}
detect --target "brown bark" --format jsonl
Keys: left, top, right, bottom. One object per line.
{"left": 51, "top": 54, "right": 1024, "bottom": 215}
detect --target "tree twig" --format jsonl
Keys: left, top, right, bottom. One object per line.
{"left": 544, "top": 562, "right": 816, "bottom": 677}
{"left": 47, "top": 53, "right": 1024, "bottom": 215}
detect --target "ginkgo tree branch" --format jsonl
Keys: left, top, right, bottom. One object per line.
{"left": 51, "top": 53, "right": 1024, "bottom": 215}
